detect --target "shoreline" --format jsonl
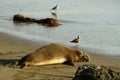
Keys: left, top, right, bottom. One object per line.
{"left": 0, "top": 31, "right": 119, "bottom": 66}
{"left": 0, "top": 32, "right": 42, "bottom": 54}
{"left": 0, "top": 32, "right": 120, "bottom": 80}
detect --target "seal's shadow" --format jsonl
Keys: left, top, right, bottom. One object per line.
{"left": 0, "top": 59, "right": 19, "bottom": 68}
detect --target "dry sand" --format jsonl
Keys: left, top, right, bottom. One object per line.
{"left": 0, "top": 32, "right": 120, "bottom": 80}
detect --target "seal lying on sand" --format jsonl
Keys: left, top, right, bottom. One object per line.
{"left": 18, "top": 43, "right": 90, "bottom": 68}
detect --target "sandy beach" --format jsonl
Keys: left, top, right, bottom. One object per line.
{"left": 0, "top": 32, "right": 119, "bottom": 80}
{"left": 0, "top": 0, "right": 120, "bottom": 79}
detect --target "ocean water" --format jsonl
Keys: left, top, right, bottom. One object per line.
{"left": 0, "top": 0, "right": 120, "bottom": 57}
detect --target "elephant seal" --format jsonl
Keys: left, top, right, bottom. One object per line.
{"left": 13, "top": 14, "right": 61, "bottom": 27}
{"left": 18, "top": 43, "right": 90, "bottom": 68}
{"left": 13, "top": 14, "right": 26, "bottom": 22}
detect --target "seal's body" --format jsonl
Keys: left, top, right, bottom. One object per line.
{"left": 18, "top": 43, "right": 90, "bottom": 68}
{"left": 13, "top": 14, "right": 61, "bottom": 27}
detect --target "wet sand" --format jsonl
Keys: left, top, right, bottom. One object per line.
{"left": 0, "top": 32, "right": 120, "bottom": 80}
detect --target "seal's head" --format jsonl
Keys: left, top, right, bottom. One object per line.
{"left": 75, "top": 50, "right": 90, "bottom": 62}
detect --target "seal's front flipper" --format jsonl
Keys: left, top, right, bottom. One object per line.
{"left": 19, "top": 63, "right": 26, "bottom": 69}
{"left": 63, "top": 60, "right": 76, "bottom": 66}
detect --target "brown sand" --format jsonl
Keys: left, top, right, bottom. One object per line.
{"left": 0, "top": 32, "right": 120, "bottom": 80}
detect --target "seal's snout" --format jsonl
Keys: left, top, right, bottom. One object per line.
{"left": 76, "top": 50, "right": 90, "bottom": 62}
{"left": 82, "top": 54, "right": 90, "bottom": 62}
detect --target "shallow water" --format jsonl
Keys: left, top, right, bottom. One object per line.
{"left": 0, "top": 0, "right": 120, "bottom": 57}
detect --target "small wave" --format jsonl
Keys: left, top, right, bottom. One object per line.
{"left": 58, "top": 19, "right": 79, "bottom": 24}
{"left": 0, "top": 15, "right": 12, "bottom": 21}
